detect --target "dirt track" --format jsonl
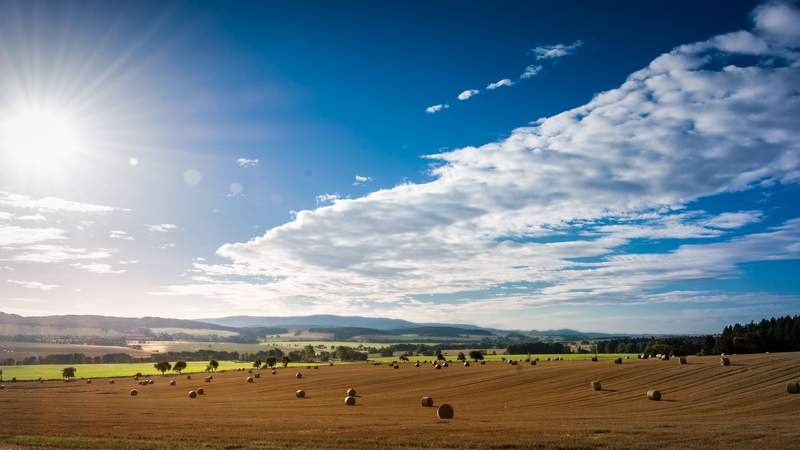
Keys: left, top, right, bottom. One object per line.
{"left": 1, "top": 353, "right": 799, "bottom": 449}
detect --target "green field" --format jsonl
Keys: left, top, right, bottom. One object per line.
{"left": 0, "top": 360, "right": 329, "bottom": 381}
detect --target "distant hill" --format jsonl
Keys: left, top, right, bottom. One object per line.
{"left": 0, "top": 312, "right": 240, "bottom": 338}
{"left": 202, "top": 314, "right": 492, "bottom": 331}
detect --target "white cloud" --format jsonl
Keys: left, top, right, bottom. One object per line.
{"left": 703, "top": 211, "right": 763, "bottom": 229}
{"left": 0, "top": 225, "right": 65, "bottom": 246}
{"left": 486, "top": 79, "right": 514, "bottom": 90}
{"left": 16, "top": 214, "right": 46, "bottom": 222}
{"left": 146, "top": 223, "right": 178, "bottom": 233}
{"left": 457, "top": 89, "right": 480, "bottom": 101}
{"left": 159, "top": 243, "right": 176, "bottom": 249}
{"left": 753, "top": 0, "right": 800, "bottom": 46}
{"left": 7, "top": 279, "right": 59, "bottom": 290}
{"left": 236, "top": 158, "right": 259, "bottom": 168}
{"left": 353, "top": 175, "right": 373, "bottom": 186}
{"left": 530, "top": 40, "right": 583, "bottom": 60}
{"left": 71, "top": 263, "right": 126, "bottom": 274}
{"left": 425, "top": 104, "right": 449, "bottom": 114}
{"left": 316, "top": 193, "right": 341, "bottom": 204}
{"left": 520, "top": 65, "right": 543, "bottom": 79}
{"left": 109, "top": 230, "right": 134, "bottom": 240}
{"left": 160, "top": 2, "right": 800, "bottom": 322}
{"left": 8, "top": 245, "right": 113, "bottom": 264}
{"left": 0, "top": 191, "right": 122, "bottom": 213}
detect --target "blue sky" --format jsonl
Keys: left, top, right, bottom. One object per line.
{"left": 0, "top": 0, "right": 798, "bottom": 333}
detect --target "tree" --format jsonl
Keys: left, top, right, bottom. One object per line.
{"left": 154, "top": 361, "right": 172, "bottom": 375}
{"left": 265, "top": 357, "right": 277, "bottom": 368}
{"left": 173, "top": 361, "right": 187, "bottom": 374}
{"left": 62, "top": 367, "right": 77, "bottom": 380}
{"left": 282, "top": 356, "right": 291, "bottom": 368}
{"left": 436, "top": 350, "right": 446, "bottom": 361}
{"left": 456, "top": 352, "right": 466, "bottom": 361}
{"left": 253, "top": 359, "right": 263, "bottom": 368}
{"left": 468, "top": 350, "right": 484, "bottom": 361}
{"left": 208, "top": 360, "right": 219, "bottom": 371}
{"left": 302, "top": 345, "right": 316, "bottom": 362}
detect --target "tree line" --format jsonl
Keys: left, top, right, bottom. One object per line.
{"left": 594, "top": 315, "right": 800, "bottom": 356}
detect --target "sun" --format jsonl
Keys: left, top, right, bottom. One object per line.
{"left": 0, "top": 104, "right": 84, "bottom": 173}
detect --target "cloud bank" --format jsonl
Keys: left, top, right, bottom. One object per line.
{"left": 162, "top": 2, "right": 800, "bottom": 327}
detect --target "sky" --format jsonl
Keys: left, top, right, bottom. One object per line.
{"left": 0, "top": 0, "right": 799, "bottom": 333}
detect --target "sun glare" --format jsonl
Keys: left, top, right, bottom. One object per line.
{"left": 0, "top": 104, "right": 83, "bottom": 173}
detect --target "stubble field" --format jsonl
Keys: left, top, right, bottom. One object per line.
{"left": 1, "top": 353, "right": 799, "bottom": 449}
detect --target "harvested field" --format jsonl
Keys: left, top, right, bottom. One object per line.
{"left": 0, "top": 353, "right": 799, "bottom": 449}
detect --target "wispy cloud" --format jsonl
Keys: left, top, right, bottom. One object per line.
{"left": 236, "top": 158, "right": 259, "bottom": 168}
{"left": 353, "top": 175, "right": 373, "bottom": 186}
{"left": 457, "top": 89, "right": 480, "bottom": 101}
{"left": 520, "top": 64, "right": 543, "bottom": 79}
{"left": 109, "top": 230, "right": 134, "bottom": 240}
{"left": 7, "top": 279, "right": 59, "bottom": 290}
{"left": 530, "top": 40, "right": 583, "bottom": 60}
{"left": 0, "top": 191, "right": 123, "bottom": 213}
{"left": 486, "top": 79, "right": 514, "bottom": 90}
{"left": 146, "top": 223, "right": 177, "bottom": 233}
{"left": 425, "top": 103, "right": 449, "bottom": 114}
{"left": 71, "top": 263, "right": 126, "bottom": 274}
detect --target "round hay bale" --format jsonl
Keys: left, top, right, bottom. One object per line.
{"left": 787, "top": 382, "right": 800, "bottom": 394}
{"left": 661, "top": 355, "right": 670, "bottom": 361}
{"left": 481, "top": 360, "right": 486, "bottom": 365}
{"left": 0, "top": 385, "right": 5, "bottom": 390}
{"left": 614, "top": 358, "right": 622, "bottom": 364}
{"left": 647, "top": 390, "right": 662, "bottom": 401}
{"left": 306, "top": 366, "right": 311, "bottom": 369}
{"left": 443, "top": 362, "right": 449, "bottom": 367}
{"left": 329, "top": 362, "right": 334, "bottom": 366}
{"left": 679, "top": 357, "right": 687, "bottom": 365}
{"left": 625, "top": 356, "right": 630, "bottom": 359}
{"left": 591, "top": 357, "right": 598, "bottom": 362}
{"left": 344, "top": 396, "right": 356, "bottom": 406}
{"left": 314, "top": 366, "right": 319, "bottom": 369}
{"left": 272, "top": 370, "right": 277, "bottom": 375}
{"left": 187, "top": 375, "right": 192, "bottom": 379}
{"left": 296, "top": 372, "right": 303, "bottom": 379}
{"left": 109, "top": 380, "right": 115, "bottom": 384}
{"left": 510, "top": 360, "right": 517, "bottom": 366}
{"left": 197, "top": 387, "right": 205, "bottom": 395}
{"left": 148, "top": 379, "right": 154, "bottom": 385}
{"left": 720, "top": 357, "right": 730, "bottom": 366}
{"left": 437, "top": 403, "right": 454, "bottom": 419}
{"left": 591, "top": 381, "right": 602, "bottom": 391}
{"left": 170, "top": 380, "right": 176, "bottom": 386}
{"left": 546, "top": 357, "right": 551, "bottom": 361}
{"left": 248, "top": 369, "right": 253, "bottom": 374}
{"left": 394, "top": 365, "right": 399, "bottom": 369}
{"left": 205, "top": 376, "right": 212, "bottom": 383}
{"left": 247, "top": 376, "right": 254, "bottom": 383}
{"left": 255, "top": 373, "right": 260, "bottom": 378}
{"left": 530, "top": 360, "right": 537, "bottom": 366}
{"left": 346, "top": 388, "right": 357, "bottom": 397}
{"left": 130, "top": 389, "right": 138, "bottom": 396}
{"left": 415, "top": 362, "right": 420, "bottom": 367}
{"left": 463, "top": 362, "right": 470, "bottom": 367}
{"left": 420, "top": 396, "right": 433, "bottom": 407}
{"left": 434, "top": 364, "right": 441, "bottom": 370}
{"left": 86, "top": 379, "right": 92, "bottom": 384}
{"left": 188, "top": 390, "right": 197, "bottom": 399}
{"left": 296, "top": 389, "right": 306, "bottom": 398}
